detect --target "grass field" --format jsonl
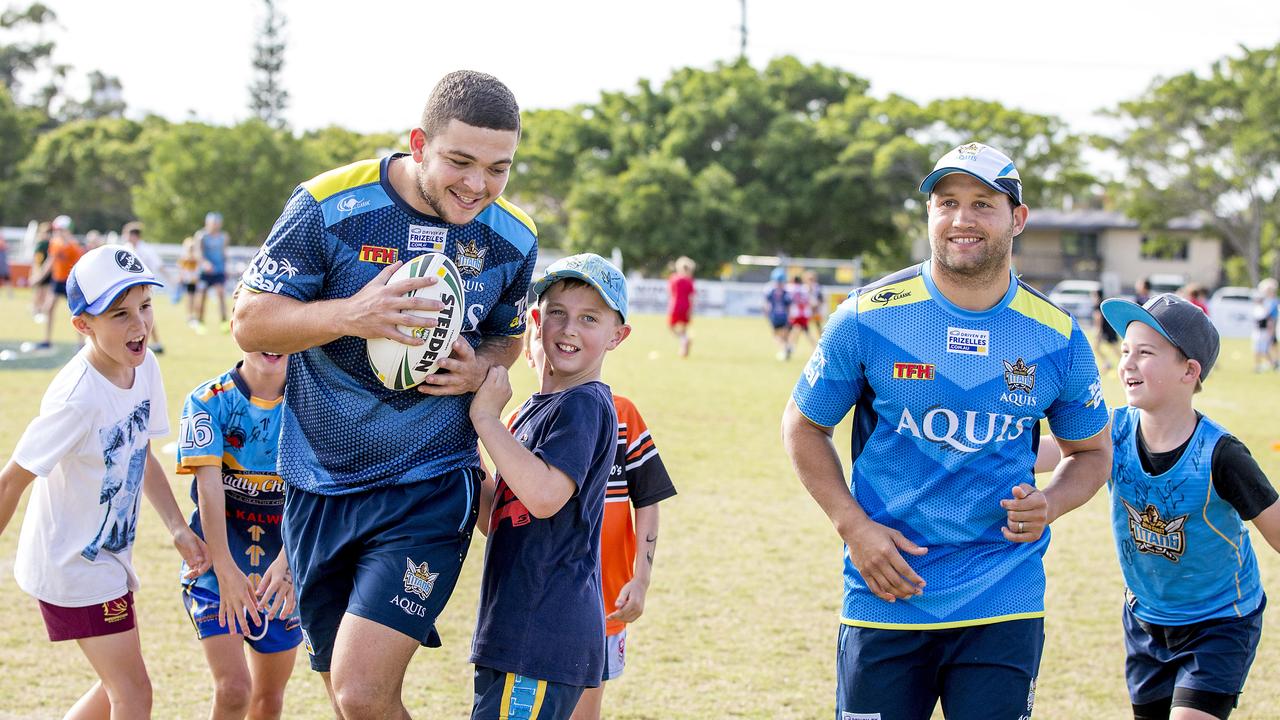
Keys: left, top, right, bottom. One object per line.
{"left": 1, "top": 287, "right": 1279, "bottom": 719}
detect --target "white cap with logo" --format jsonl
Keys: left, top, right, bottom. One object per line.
{"left": 67, "top": 245, "right": 164, "bottom": 316}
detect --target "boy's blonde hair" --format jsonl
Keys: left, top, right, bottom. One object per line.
{"left": 675, "top": 256, "right": 695, "bottom": 275}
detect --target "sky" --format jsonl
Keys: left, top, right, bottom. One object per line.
{"left": 22, "top": 1, "right": 1280, "bottom": 146}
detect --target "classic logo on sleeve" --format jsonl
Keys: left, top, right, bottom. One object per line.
{"left": 946, "top": 327, "right": 989, "bottom": 355}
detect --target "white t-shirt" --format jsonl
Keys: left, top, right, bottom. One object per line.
{"left": 12, "top": 348, "right": 169, "bottom": 606}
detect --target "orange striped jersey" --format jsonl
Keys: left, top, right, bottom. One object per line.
{"left": 603, "top": 395, "right": 677, "bottom": 635}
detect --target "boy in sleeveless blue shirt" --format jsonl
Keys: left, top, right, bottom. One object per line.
{"left": 1099, "top": 294, "right": 1280, "bottom": 720}
{"left": 469, "top": 254, "right": 630, "bottom": 720}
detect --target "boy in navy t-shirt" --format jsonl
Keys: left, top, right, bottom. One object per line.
{"left": 469, "top": 253, "right": 631, "bottom": 719}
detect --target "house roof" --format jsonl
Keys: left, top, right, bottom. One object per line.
{"left": 1026, "top": 209, "right": 1203, "bottom": 232}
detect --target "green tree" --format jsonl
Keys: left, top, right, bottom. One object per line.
{"left": 0, "top": 83, "right": 45, "bottom": 222}
{"left": 59, "top": 70, "right": 126, "bottom": 121}
{"left": 1102, "top": 43, "right": 1280, "bottom": 285}
{"left": 248, "top": 0, "right": 288, "bottom": 128}
{"left": 133, "top": 120, "right": 309, "bottom": 246}
{"left": 299, "top": 125, "right": 400, "bottom": 177}
{"left": 9, "top": 115, "right": 158, "bottom": 230}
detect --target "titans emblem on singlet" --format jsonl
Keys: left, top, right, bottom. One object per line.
{"left": 1122, "top": 499, "right": 1188, "bottom": 562}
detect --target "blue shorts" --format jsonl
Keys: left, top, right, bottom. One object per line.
{"left": 472, "top": 666, "right": 584, "bottom": 720}
{"left": 836, "top": 619, "right": 1044, "bottom": 720}
{"left": 282, "top": 467, "right": 481, "bottom": 672}
{"left": 1124, "top": 596, "right": 1265, "bottom": 706}
{"left": 182, "top": 584, "right": 302, "bottom": 654}
{"left": 769, "top": 314, "right": 789, "bottom": 330}
{"left": 52, "top": 280, "right": 67, "bottom": 296}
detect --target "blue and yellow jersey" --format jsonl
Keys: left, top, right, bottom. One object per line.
{"left": 1109, "top": 406, "right": 1263, "bottom": 625}
{"left": 240, "top": 155, "right": 538, "bottom": 495}
{"left": 177, "top": 365, "right": 286, "bottom": 593}
{"left": 792, "top": 261, "right": 1109, "bottom": 629}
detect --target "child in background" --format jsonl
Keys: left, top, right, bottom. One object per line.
{"left": 177, "top": 339, "right": 300, "bottom": 720}
{"left": 518, "top": 310, "right": 678, "bottom": 720}
{"left": 788, "top": 274, "right": 815, "bottom": 350}
{"left": 764, "top": 267, "right": 793, "bottom": 361}
{"left": 470, "top": 253, "right": 631, "bottom": 720}
{"left": 667, "top": 256, "right": 696, "bottom": 358}
{"left": 179, "top": 237, "right": 202, "bottom": 329}
{"left": 0, "top": 245, "right": 208, "bottom": 718}
{"left": 803, "top": 270, "right": 825, "bottom": 336}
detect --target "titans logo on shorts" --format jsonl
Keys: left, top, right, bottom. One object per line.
{"left": 177, "top": 365, "right": 288, "bottom": 594}
{"left": 241, "top": 155, "right": 538, "bottom": 495}
{"left": 792, "top": 261, "right": 1108, "bottom": 629}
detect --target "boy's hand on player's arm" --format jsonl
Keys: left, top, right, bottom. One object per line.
{"left": 257, "top": 549, "right": 296, "bottom": 620}
{"left": 607, "top": 577, "right": 649, "bottom": 623}
{"left": 0, "top": 460, "right": 37, "bottom": 537}
{"left": 468, "top": 365, "right": 514, "bottom": 424}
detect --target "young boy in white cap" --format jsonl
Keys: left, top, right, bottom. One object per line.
{"left": 1097, "top": 294, "right": 1280, "bottom": 720}
{"left": 0, "top": 244, "right": 208, "bottom": 718}
{"left": 470, "top": 253, "right": 631, "bottom": 720}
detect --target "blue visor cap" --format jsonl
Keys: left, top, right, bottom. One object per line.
{"left": 920, "top": 142, "right": 1023, "bottom": 206}
{"left": 1100, "top": 294, "right": 1220, "bottom": 381}
{"left": 532, "top": 253, "right": 629, "bottom": 322}
{"left": 67, "top": 245, "right": 164, "bottom": 316}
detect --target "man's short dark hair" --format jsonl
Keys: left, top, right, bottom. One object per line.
{"left": 421, "top": 70, "right": 520, "bottom": 139}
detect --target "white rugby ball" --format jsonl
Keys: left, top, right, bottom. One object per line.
{"left": 366, "top": 253, "right": 466, "bottom": 390}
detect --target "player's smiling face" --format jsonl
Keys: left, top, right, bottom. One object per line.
{"left": 927, "top": 173, "right": 1027, "bottom": 282}
{"left": 75, "top": 285, "right": 154, "bottom": 383}
{"left": 412, "top": 119, "right": 518, "bottom": 225}
{"left": 1118, "top": 322, "right": 1198, "bottom": 409}
{"left": 536, "top": 282, "right": 629, "bottom": 391}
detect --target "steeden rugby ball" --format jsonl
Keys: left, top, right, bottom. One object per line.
{"left": 366, "top": 253, "right": 466, "bottom": 390}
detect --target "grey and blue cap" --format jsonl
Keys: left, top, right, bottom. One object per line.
{"left": 919, "top": 142, "right": 1023, "bottom": 206}
{"left": 1101, "top": 293, "right": 1220, "bottom": 381}
{"left": 532, "top": 253, "right": 629, "bottom": 322}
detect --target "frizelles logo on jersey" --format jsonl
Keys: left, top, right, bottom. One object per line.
{"left": 946, "top": 327, "right": 989, "bottom": 355}
{"left": 114, "top": 249, "right": 145, "bottom": 273}
{"left": 408, "top": 225, "right": 446, "bottom": 253}
{"left": 895, "top": 406, "right": 1035, "bottom": 453}
{"left": 1122, "top": 499, "right": 1188, "bottom": 561}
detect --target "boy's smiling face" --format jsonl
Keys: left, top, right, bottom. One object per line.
{"left": 1118, "top": 321, "right": 1200, "bottom": 410}
{"left": 74, "top": 285, "right": 155, "bottom": 379}
{"left": 536, "top": 281, "right": 629, "bottom": 392}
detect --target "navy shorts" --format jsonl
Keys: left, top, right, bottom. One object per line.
{"left": 200, "top": 271, "right": 226, "bottom": 287}
{"left": 283, "top": 467, "right": 481, "bottom": 671}
{"left": 769, "top": 314, "right": 789, "bottom": 330}
{"left": 182, "top": 584, "right": 302, "bottom": 654}
{"left": 1124, "top": 596, "right": 1265, "bottom": 709}
{"left": 837, "top": 618, "right": 1044, "bottom": 720}
{"left": 52, "top": 280, "right": 67, "bottom": 296}
{"left": 472, "top": 666, "right": 584, "bottom": 720}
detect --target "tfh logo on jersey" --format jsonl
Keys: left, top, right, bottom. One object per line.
{"left": 893, "top": 362, "right": 934, "bottom": 380}
{"left": 896, "top": 407, "right": 1035, "bottom": 453}
{"left": 408, "top": 225, "right": 447, "bottom": 253}
{"left": 402, "top": 558, "right": 439, "bottom": 600}
{"left": 1123, "top": 499, "right": 1188, "bottom": 562}
{"left": 946, "top": 327, "right": 989, "bottom": 356}
{"left": 359, "top": 245, "right": 398, "bottom": 264}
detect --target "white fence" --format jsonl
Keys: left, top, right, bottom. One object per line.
{"left": 626, "top": 278, "right": 851, "bottom": 318}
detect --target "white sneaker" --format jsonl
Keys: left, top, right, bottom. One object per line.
{"left": 33, "top": 313, "right": 47, "bottom": 324}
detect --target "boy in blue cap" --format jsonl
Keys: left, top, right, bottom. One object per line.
{"left": 1098, "top": 294, "right": 1280, "bottom": 720}
{"left": 469, "top": 253, "right": 630, "bottom": 719}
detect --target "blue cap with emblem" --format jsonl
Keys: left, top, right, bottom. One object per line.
{"left": 532, "top": 253, "right": 628, "bottom": 322}
{"left": 919, "top": 142, "right": 1023, "bottom": 206}
{"left": 67, "top": 245, "right": 163, "bottom": 316}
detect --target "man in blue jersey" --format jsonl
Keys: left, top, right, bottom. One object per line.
{"left": 232, "top": 70, "right": 536, "bottom": 720}
{"left": 195, "top": 212, "right": 230, "bottom": 332}
{"left": 782, "top": 142, "right": 1113, "bottom": 719}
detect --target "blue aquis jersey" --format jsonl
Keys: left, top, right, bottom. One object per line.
{"left": 1109, "top": 406, "right": 1264, "bottom": 625}
{"left": 240, "top": 155, "right": 538, "bottom": 495}
{"left": 792, "top": 261, "right": 1109, "bottom": 629}
{"left": 177, "top": 365, "right": 286, "bottom": 592}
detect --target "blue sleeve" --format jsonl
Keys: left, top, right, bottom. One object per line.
{"left": 1045, "top": 322, "right": 1109, "bottom": 441}
{"left": 480, "top": 245, "right": 537, "bottom": 337}
{"left": 240, "top": 186, "right": 333, "bottom": 301}
{"left": 533, "top": 391, "right": 616, "bottom": 490}
{"left": 176, "top": 387, "right": 223, "bottom": 470}
{"left": 791, "top": 297, "right": 864, "bottom": 428}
